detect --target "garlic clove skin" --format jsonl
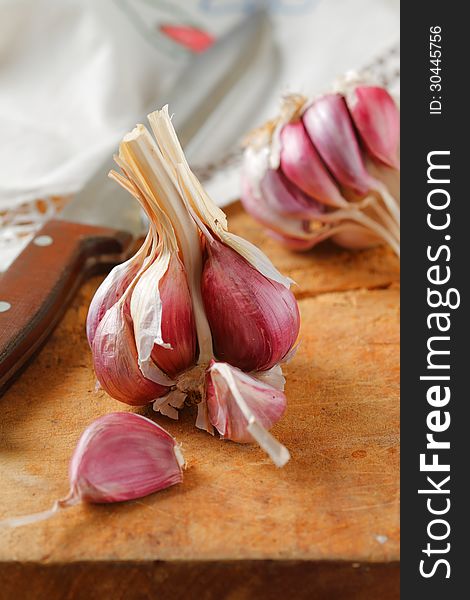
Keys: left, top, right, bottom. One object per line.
{"left": 86, "top": 258, "right": 141, "bottom": 347}
{"left": 347, "top": 86, "right": 400, "bottom": 170}
{"left": 69, "top": 412, "right": 184, "bottom": 503}
{"left": 302, "top": 93, "right": 371, "bottom": 196}
{"left": 201, "top": 238, "right": 300, "bottom": 372}
{"left": 279, "top": 120, "right": 348, "bottom": 208}
{"left": 260, "top": 168, "right": 326, "bottom": 219}
{"left": 92, "top": 301, "right": 170, "bottom": 406}
{"left": 241, "top": 176, "right": 313, "bottom": 241}
{"left": 151, "top": 254, "right": 197, "bottom": 377}
{"left": 205, "top": 361, "right": 290, "bottom": 467}
{"left": 251, "top": 363, "right": 286, "bottom": 391}
{"left": 130, "top": 252, "right": 197, "bottom": 379}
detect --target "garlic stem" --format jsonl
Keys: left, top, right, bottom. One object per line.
{"left": 366, "top": 195, "right": 400, "bottom": 241}
{"left": 1, "top": 495, "right": 79, "bottom": 528}
{"left": 150, "top": 107, "right": 294, "bottom": 289}
{"left": 119, "top": 128, "right": 214, "bottom": 363}
{"left": 309, "top": 200, "right": 399, "bottom": 256}
{"left": 370, "top": 178, "right": 401, "bottom": 227}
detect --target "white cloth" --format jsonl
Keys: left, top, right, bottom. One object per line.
{"left": 0, "top": 0, "right": 399, "bottom": 268}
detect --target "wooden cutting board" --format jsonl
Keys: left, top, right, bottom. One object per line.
{"left": 0, "top": 203, "right": 400, "bottom": 600}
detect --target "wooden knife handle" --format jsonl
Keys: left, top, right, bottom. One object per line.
{"left": 0, "top": 219, "right": 132, "bottom": 393}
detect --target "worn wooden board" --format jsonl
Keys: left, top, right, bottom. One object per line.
{"left": 0, "top": 203, "right": 400, "bottom": 599}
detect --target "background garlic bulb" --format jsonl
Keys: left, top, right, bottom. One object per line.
{"left": 241, "top": 76, "right": 400, "bottom": 256}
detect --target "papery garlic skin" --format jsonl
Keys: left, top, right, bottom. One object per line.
{"left": 206, "top": 361, "right": 289, "bottom": 467}
{"left": 69, "top": 412, "right": 184, "bottom": 503}
{"left": 130, "top": 252, "right": 197, "bottom": 380}
{"left": 201, "top": 238, "right": 300, "bottom": 372}
{"left": 86, "top": 231, "right": 152, "bottom": 346}
{"left": 86, "top": 257, "right": 142, "bottom": 347}
{"left": 92, "top": 301, "right": 171, "bottom": 406}
{"left": 151, "top": 254, "right": 197, "bottom": 377}
{"left": 252, "top": 363, "right": 286, "bottom": 391}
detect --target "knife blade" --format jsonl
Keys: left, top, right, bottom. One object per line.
{"left": 0, "top": 10, "right": 267, "bottom": 392}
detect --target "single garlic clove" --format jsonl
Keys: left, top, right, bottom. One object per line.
{"left": 260, "top": 168, "right": 326, "bottom": 219}
{"left": 69, "top": 412, "right": 184, "bottom": 503}
{"left": 130, "top": 252, "right": 197, "bottom": 379}
{"left": 302, "top": 93, "right": 371, "bottom": 196}
{"left": 151, "top": 254, "right": 197, "bottom": 377}
{"left": 240, "top": 144, "right": 321, "bottom": 228}
{"left": 92, "top": 301, "right": 171, "bottom": 406}
{"left": 86, "top": 257, "right": 142, "bottom": 347}
{"left": 279, "top": 120, "right": 348, "bottom": 208}
{"left": 241, "top": 176, "right": 312, "bottom": 241}
{"left": 1, "top": 413, "right": 184, "bottom": 528}
{"left": 347, "top": 86, "right": 400, "bottom": 170}
{"left": 201, "top": 238, "right": 300, "bottom": 372}
{"left": 205, "top": 361, "right": 290, "bottom": 467}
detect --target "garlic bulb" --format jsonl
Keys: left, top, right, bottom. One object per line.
{"left": 1, "top": 413, "right": 184, "bottom": 528}
{"left": 241, "top": 76, "right": 400, "bottom": 256}
{"left": 85, "top": 106, "right": 299, "bottom": 465}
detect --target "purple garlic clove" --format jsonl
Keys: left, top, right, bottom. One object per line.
{"left": 279, "top": 119, "right": 348, "bottom": 207}
{"left": 302, "top": 93, "right": 371, "bottom": 196}
{"left": 92, "top": 301, "right": 171, "bottom": 406}
{"left": 201, "top": 238, "right": 300, "bottom": 372}
{"left": 86, "top": 258, "right": 142, "bottom": 347}
{"left": 69, "top": 412, "right": 184, "bottom": 503}
{"left": 347, "top": 85, "right": 400, "bottom": 169}
{"left": 260, "top": 168, "right": 326, "bottom": 219}
{"left": 205, "top": 361, "right": 289, "bottom": 466}
{"left": 1, "top": 413, "right": 185, "bottom": 528}
{"left": 151, "top": 254, "right": 197, "bottom": 377}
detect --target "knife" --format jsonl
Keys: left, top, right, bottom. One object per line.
{"left": 0, "top": 10, "right": 270, "bottom": 392}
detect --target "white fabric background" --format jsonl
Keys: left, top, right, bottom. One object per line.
{"left": 0, "top": 0, "right": 399, "bottom": 268}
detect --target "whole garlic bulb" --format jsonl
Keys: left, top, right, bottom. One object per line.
{"left": 86, "top": 106, "right": 299, "bottom": 467}
{"left": 241, "top": 76, "right": 400, "bottom": 256}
